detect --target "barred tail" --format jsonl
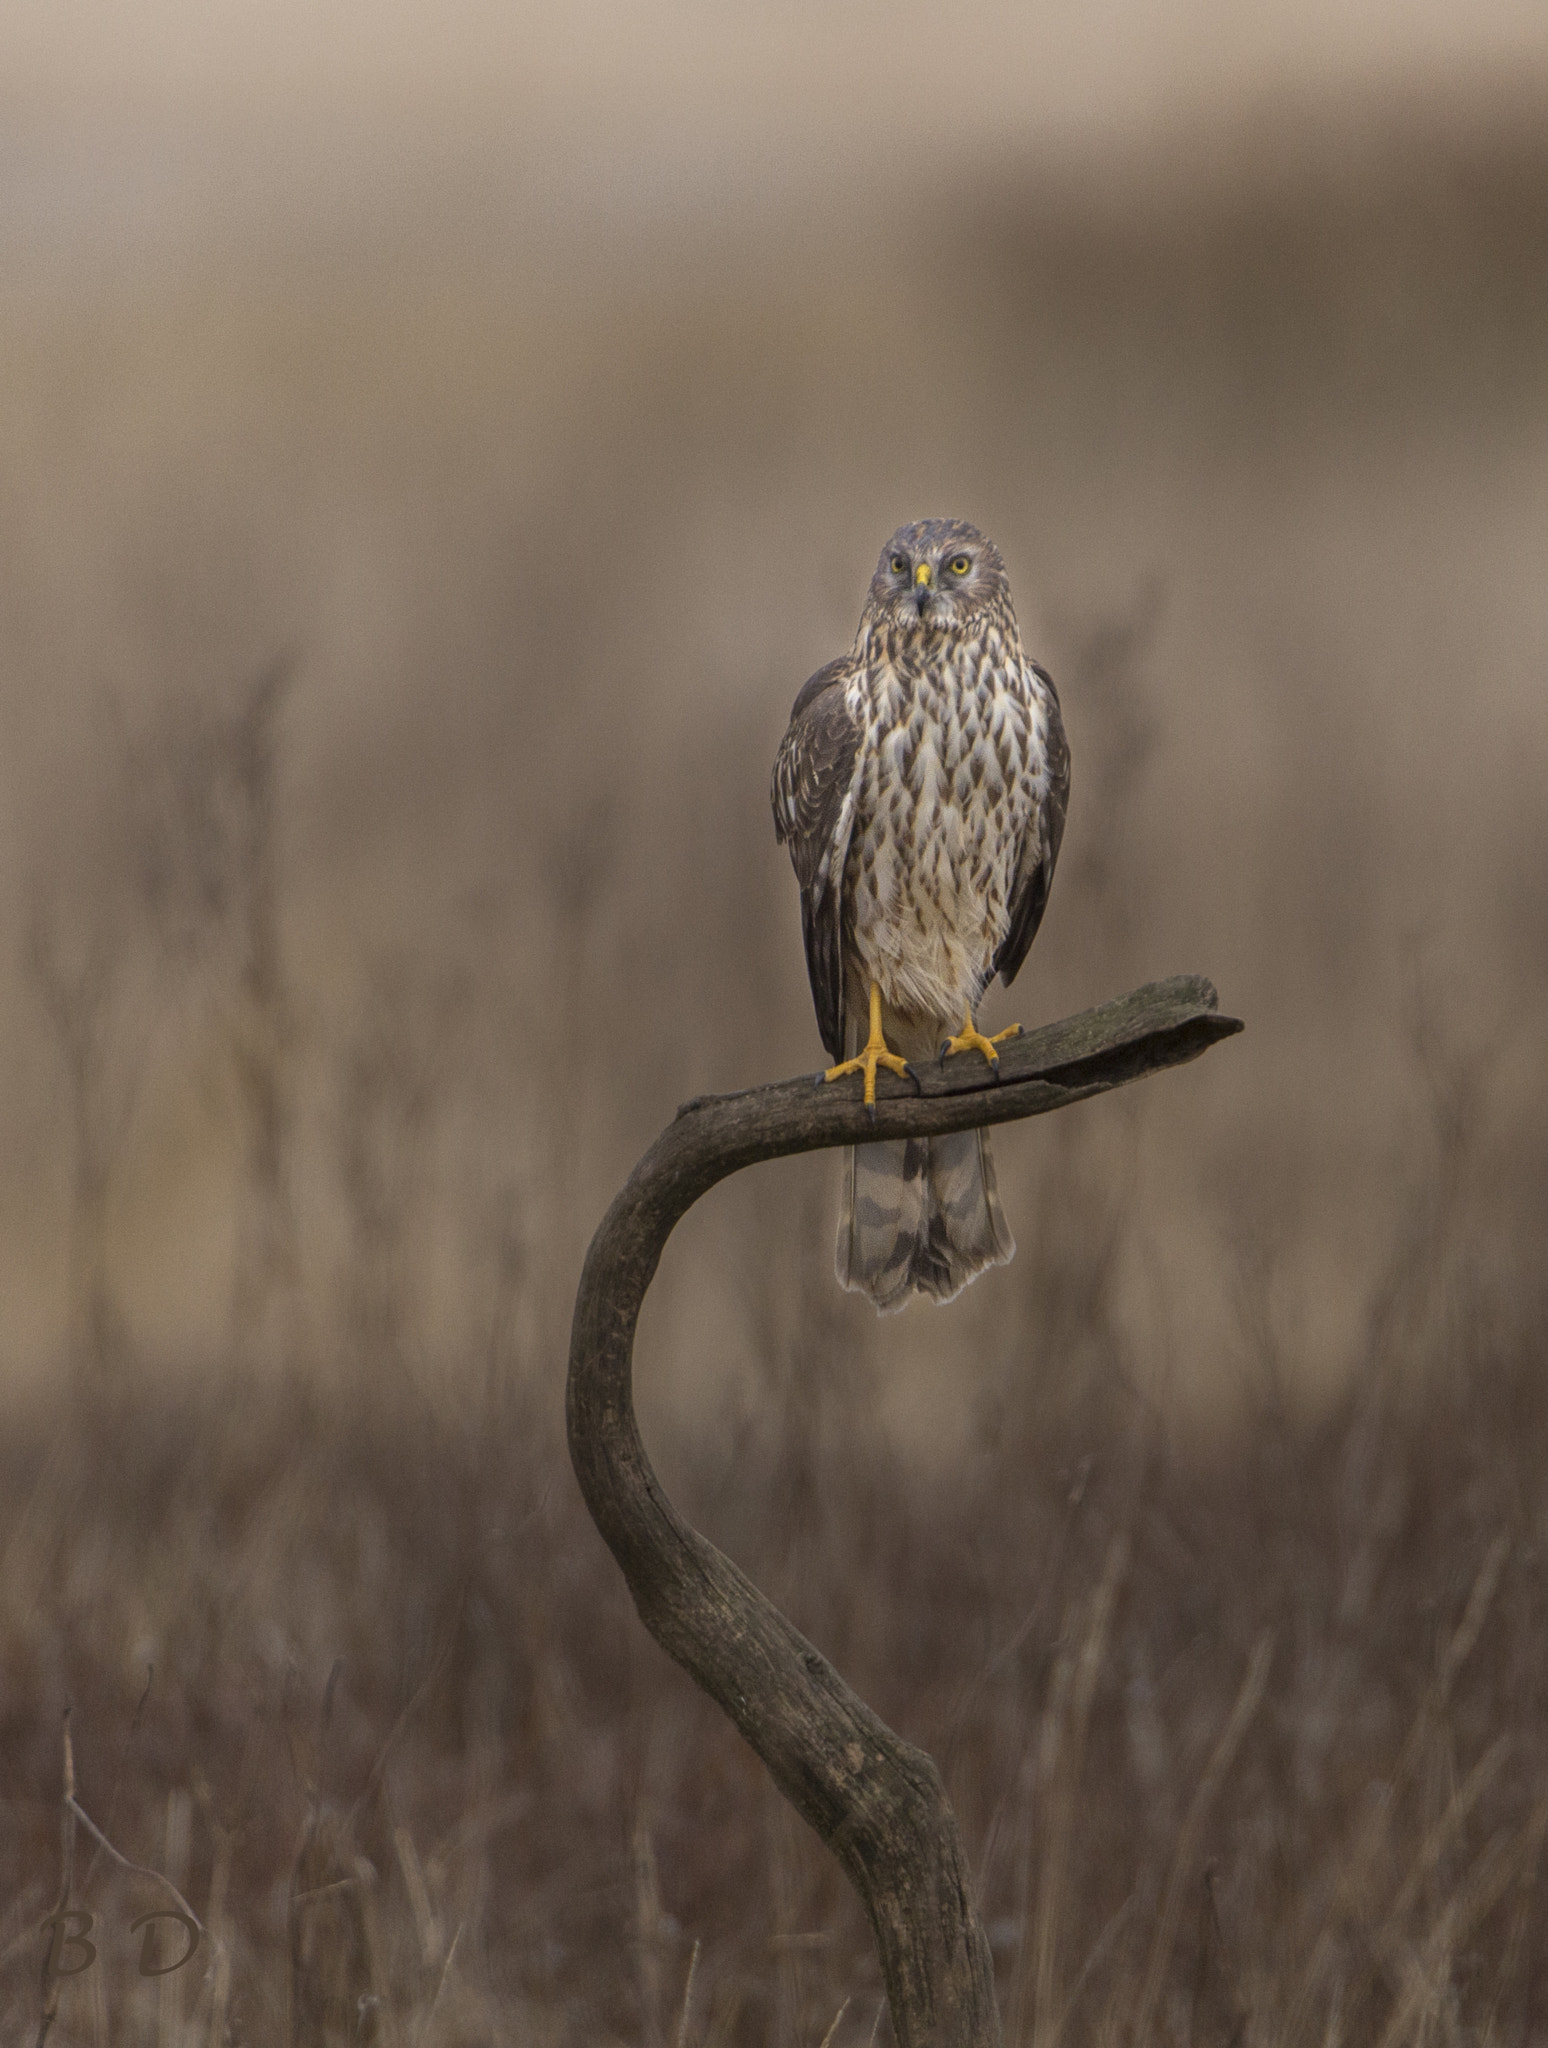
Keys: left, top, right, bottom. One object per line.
{"left": 836, "top": 1128, "right": 1015, "bottom": 1315}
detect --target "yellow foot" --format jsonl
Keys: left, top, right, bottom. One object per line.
{"left": 938, "top": 1013, "right": 1023, "bottom": 1069}
{"left": 822, "top": 982, "right": 917, "bottom": 1115}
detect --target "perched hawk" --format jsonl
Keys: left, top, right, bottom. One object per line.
{"left": 772, "top": 519, "right": 1069, "bottom": 1313}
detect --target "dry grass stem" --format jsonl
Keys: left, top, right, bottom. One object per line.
{"left": 1031, "top": 1534, "right": 1129, "bottom": 2048}
{"left": 1131, "top": 1632, "right": 1274, "bottom": 2045}
{"left": 675, "top": 1937, "right": 702, "bottom": 2048}
{"left": 816, "top": 1995, "right": 851, "bottom": 2048}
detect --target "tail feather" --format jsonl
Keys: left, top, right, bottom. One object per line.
{"left": 836, "top": 1128, "right": 1015, "bottom": 1314}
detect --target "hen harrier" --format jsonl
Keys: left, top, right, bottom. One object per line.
{"left": 772, "top": 519, "right": 1069, "bottom": 1312}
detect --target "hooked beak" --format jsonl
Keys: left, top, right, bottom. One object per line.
{"left": 913, "top": 561, "right": 934, "bottom": 614}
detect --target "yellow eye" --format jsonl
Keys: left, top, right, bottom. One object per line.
{"left": 949, "top": 554, "right": 971, "bottom": 576}
{"left": 890, "top": 554, "right": 908, "bottom": 574}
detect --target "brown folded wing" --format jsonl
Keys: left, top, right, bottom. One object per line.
{"left": 771, "top": 658, "right": 863, "bottom": 1060}
{"left": 993, "top": 662, "right": 1071, "bottom": 989}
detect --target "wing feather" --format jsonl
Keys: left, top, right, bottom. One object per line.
{"left": 771, "top": 658, "right": 862, "bottom": 1060}
{"left": 993, "top": 661, "right": 1071, "bottom": 988}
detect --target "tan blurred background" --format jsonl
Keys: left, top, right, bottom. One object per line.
{"left": 2, "top": 0, "right": 1546, "bottom": 1428}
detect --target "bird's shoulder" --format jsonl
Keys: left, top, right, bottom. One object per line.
{"left": 787, "top": 655, "right": 856, "bottom": 727}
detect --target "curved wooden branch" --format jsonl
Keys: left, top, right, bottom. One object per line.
{"left": 567, "top": 975, "right": 1242, "bottom": 2047}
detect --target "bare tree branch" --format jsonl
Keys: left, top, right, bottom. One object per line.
{"left": 567, "top": 974, "right": 1242, "bottom": 2048}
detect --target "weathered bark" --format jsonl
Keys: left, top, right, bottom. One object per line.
{"left": 567, "top": 975, "right": 1242, "bottom": 2047}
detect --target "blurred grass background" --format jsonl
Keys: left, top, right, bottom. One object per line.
{"left": 1, "top": 2, "right": 1547, "bottom": 2040}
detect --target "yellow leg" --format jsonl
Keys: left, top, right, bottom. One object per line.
{"left": 823, "top": 981, "right": 915, "bottom": 1111}
{"left": 939, "top": 1007, "right": 1022, "bottom": 1068}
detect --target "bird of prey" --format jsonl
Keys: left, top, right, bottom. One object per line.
{"left": 772, "top": 519, "right": 1069, "bottom": 1313}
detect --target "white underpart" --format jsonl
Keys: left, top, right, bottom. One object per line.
{"left": 841, "top": 646, "right": 1053, "bottom": 1029}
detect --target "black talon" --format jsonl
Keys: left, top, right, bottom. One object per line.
{"left": 865, "top": 1099, "right": 878, "bottom": 1124}
{"left": 937, "top": 1041, "right": 951, "bottom": 1064}
{"left": 903, "top": 1062, "right": 922, "bottom": 1093}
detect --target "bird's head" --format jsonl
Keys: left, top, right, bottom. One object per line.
{"left": 862, "top": 519, "right": 1011, "bottom": 640}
